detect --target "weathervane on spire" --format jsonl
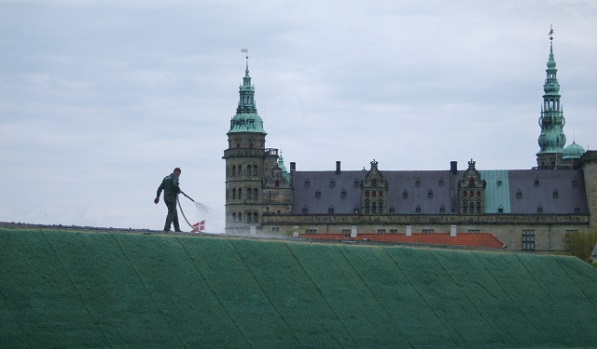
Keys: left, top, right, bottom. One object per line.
{"left": 549, "top": 25, "right": 554, "bottom": 41}
{"left": 241, "top": 48, "right": 248, "bottom": 60}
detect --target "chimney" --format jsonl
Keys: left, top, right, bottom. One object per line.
{"left": 350, "top": 226, "right": 357, "bottom": 238}
{"left": 450, "top": 225, "right": 457, "bottom": 237}
{"left": 336, "top": 161, "right": 341, "bottom": 174}
{"left": 290, "top": 162, "right": 296, "bottom": 173}
{"left": 450, "top": 161, "right": 458, "bottom": 174}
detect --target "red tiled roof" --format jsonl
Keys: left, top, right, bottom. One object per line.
{"left": 300, "top": 232, "right": 505, "bottom": 249}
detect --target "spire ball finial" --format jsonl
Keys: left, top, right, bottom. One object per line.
{"left": 549, "top": 25, "right": 554, "bottom": 41}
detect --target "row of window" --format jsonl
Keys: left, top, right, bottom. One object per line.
{"left": 462, "top": 201, "right": 483, "bottom": 214}
{"left": 230, "top": 164, "right": 258, "bottom": 177}
{"left": 231, "top": 188, "right": 259, "bottom": 200}
{"left": 300, "top": 204, "right": 451, "bottom": 215}
{"left": 304, "top": 178, "right": 447, "bottom": 188}
{"left": 231, "top": 212, "right": 259, "bottom": 223}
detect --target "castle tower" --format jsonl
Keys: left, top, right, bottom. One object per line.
{"left": 223, "top": 52, "right": 268, "bottom": 233}
{"left": 223, "top": 52, "right": 292, "bottom": 234}
{"left": 537, "top": 27, "right": 567, "bottom": 169}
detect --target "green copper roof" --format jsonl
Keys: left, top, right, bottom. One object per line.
{"left": 562, "top": 141, "right": 585, "bottom": 159}
{"left": 228, "top": 55, "right": 266, "bottom": 135}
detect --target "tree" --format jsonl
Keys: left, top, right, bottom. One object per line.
{"left": 566, "top": 231, "right": 597, "bottom": 263}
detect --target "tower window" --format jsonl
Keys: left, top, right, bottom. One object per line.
{"left": 232, "top": 188, "right": 236, "bottom": 199}
{"left": 254, "top": 188, "right": 258, "bottom": 199}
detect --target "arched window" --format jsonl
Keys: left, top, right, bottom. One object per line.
{"left": 253, "top": 165, "right": 258, "bottom": 176}
{"left": 232, "top": 212, "right": 236, "bottom": 222}
{"left": 247, "top": 188, "right": 252, "bottom": 199}
{"left": 238, "top": 188, "right": 242, "bottom": 199}
{"left": 247, "top": 165, "right": 252, "bottom": 176}
{"left": 275, "top": 180, "right": 280, "bottom": 187}
{"left": 253, "top": 188, "right": 258, "bottom": 199}
{"left": 253, "top": 213, "right": 258, "bottom": 222}
{"left": 232, "top": 188, "right": 237, "bottom": 199}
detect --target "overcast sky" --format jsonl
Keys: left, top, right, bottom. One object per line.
{"left": 1, "top": 0, "right": 595, "bottom": 233}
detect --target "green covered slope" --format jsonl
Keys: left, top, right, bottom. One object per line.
{"left": 1, "top": 228, "right": 597, "bottom": 348}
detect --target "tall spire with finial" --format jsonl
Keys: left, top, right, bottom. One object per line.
{"left": 536, "top": 25, "right": 567, "bottom": 168}
{"left": 228, "top": 48, "right": 266, "bottom": 134}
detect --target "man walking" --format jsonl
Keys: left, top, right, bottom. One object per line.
{"left": 154, "top": 167, "right": 182, "bottom": 232}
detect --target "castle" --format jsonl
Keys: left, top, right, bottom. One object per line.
{"left": 223, "top": 34, "right": 596, "bottom": 252}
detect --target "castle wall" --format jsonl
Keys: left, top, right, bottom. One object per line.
{"left": 261, "top": 214, "right": 590, "bottom": 252}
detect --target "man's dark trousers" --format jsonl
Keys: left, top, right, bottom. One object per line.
{"left": 163, "top": 199, "right": 180, "bottom": 231}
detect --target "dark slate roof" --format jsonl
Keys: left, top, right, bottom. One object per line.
{"left": 292, "top": 168, "right": 588, "bottom": 215}
{"left": 507, "top": 169, "right": 588, "bottom": 214}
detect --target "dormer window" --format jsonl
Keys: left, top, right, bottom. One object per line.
{"left": 497, "top": 177, "right": 502, "bottom": 186}
{"left": 439, "top": 179, "right": 444, "bottom": 187}
{"left": 498, "top": 205, "right": 504, "bottom": 213}
{"left": 440, "top": 204, "right": 445, "bottom": 213}
{"left": 572, "top": 178, "right": 578, "bottom": 187}
{"left": 302, "top": 206, "right": 308, "bottom": 214}
{"left": 304, "top": 178, "right": 310, "bottom": 187}
{"left": 415, "top": 205, "right": 421, "bottom": 214}
{"left": 516, "top": 189, "right": 522, "bottom": 199}
{"left": 328, "top": 206, "right": 335, "bottom": 214}
{"left": 553, "top": 189, "right": 559, "bottom": 199}
{"left": 389, "top": 205, "right": 396, "bottom": 214}
{"left": 354, "top": 179, "right": 360, "bottom": 188}
{"left": 315, "top": 189, "right": 321, "bottom": 198}
{"left": 534, "top": 178, "right": 540, "bottom": 187}
{"left": 341, "top": 188, "right": 347, "bottom": 198}
{"left": 428, "top": 189, "right": 433, "bottom": 199}
{"left": 415, "top": 178, "right": 421, "bottom": 187}
{"left": 403, "top": 189, "right": 408, "bottom": 199}
{"left": 330, "top": 178, "right": 335, "bottom": 188}
{"left": 537, "top": 204, "right": 543, "bottom": 214}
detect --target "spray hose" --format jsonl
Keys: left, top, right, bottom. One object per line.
{"left": 177, "top": 191, "right": 196, "bottom": 231}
